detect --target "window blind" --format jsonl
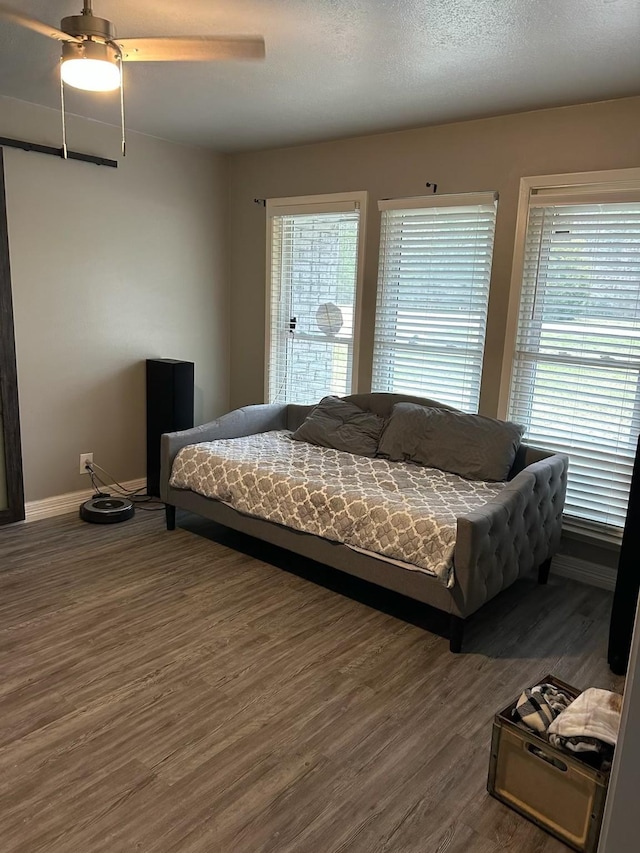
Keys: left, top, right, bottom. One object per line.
{"left": 267, "top": 201, "right": 362, "bottom": 404}
{"left": 372, "top": 193, "right": 497, "bottom": 412}
{"left": 508, "top": 199, "right": 640, "bottom": 532}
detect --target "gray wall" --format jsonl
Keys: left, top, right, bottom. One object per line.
{"left": 1, "top": 96, "right": 229, "bottom": 502}
{"left": 227, "top": 96, "right": 640, "bottom": 416}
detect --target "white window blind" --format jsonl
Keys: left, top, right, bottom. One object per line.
{"left": 372, "top": 192, "right": 498, "bottom": 412}
{"left": 266, "top": 195, "right": 364, "bottom": 404}
{"left": 508, "top": 197, "right": 640, "bottom": 533}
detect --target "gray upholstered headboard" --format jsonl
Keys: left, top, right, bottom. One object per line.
{"left": 285, "top": 392, "right": 457, "bottom": 431}
{"left": 344, "top": 393, "right": 458, "bottom": 418}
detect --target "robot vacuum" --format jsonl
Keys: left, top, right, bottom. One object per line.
{"left": 79, "top": 496, "right": 135, "bottom": 524}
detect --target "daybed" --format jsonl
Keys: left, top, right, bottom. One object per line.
{"left": 160, "top": 393, "right": 568, "bottom": 652}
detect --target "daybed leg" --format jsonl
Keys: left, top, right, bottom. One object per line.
{"left": 165, "top": 504, "right": 176, "bottom": 531}
{"left": 449, "top": 615, "right": 465, "bottom": 654}
{"left": 538, "top": 557, "right": 552, "bottom": 585}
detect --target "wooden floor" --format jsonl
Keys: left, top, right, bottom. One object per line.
{"left": 0, "top": 510, "right": 623, "bottom": 853}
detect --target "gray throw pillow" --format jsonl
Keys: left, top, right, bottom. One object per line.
{"left": 377, "top": 402, "right": 524, "bottom": 481}
{"left": 291, "top": 396, "right": 384, "bottom": 457}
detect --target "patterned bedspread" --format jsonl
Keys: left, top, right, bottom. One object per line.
{"left": 169, "top": 431, "right": 506, "bottom": 587}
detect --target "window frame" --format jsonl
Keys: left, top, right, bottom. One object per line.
{"left": 498, "top": 167, "right": 640, "bottom": 541}
{"left": 371, "top": 191, "right": 498, "bottom": 413}
{"left": 499, "top": 167, "right": 640, "bottom": 416}
{"left": 264, "top": 191, "right": 367, "bottom": 404}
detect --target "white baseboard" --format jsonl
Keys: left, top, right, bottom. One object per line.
{"left": 552, "top": 554, "right": 617, "bottom": 591}
{"left": 24, "top": 478, "right": 148, "bottom": 523}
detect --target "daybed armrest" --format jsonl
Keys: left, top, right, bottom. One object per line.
{"left": 160, "top": 403, "right": 288, "bottom": 502}
{"left": 453, "top": 453, "right": 568, "bottom": 617}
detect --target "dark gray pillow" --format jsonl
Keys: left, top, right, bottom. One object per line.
{"left": 377, "top": 402, "right": 524, "bottom": 481}
{"left": 291, "top": 396, "right": 384, "bottom": 457}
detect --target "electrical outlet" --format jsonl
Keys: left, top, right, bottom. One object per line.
{"left": 79, "top": 452, "right": 93, "bottom": 474}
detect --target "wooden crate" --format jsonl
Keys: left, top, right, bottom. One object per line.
{"left": 487, "top": 675, "right": 610, "bottom": 853}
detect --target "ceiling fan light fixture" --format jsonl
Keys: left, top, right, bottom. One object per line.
{"left": 61, "top": 40, "right": 121, "bottom": 92}
{"left": 0, "top": 0, "right": 266, "bottom": 160}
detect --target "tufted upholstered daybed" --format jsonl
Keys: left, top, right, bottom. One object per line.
{"left": 160, "top": 393, "right": 568, "bottom": 652}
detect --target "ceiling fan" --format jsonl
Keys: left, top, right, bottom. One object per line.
{"left": 0, "top": 0, "right": 265, "bottom": 156}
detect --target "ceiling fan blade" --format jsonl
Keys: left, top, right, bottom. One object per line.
{"left": 0, "top": 3, "right": 81, "bottom": 43}
{"left": 117, "top": 36, "right": 265, "bottom": 63}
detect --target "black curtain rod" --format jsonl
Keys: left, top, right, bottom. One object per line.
{"left": 0, "top": 136, "right": 118, "bottom": 168}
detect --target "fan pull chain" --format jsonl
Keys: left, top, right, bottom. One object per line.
{"left": 59, "top": 60, "right": 68, "bottom": 160}
{"left": 119, "top": 55, "right": 126, "bottom": 157}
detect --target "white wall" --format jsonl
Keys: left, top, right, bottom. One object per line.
{"left": 599, "top": 599, "right": 640, "bottom": 853}
{"left": 0, "top": 96, "right": 229, "bottom": 502}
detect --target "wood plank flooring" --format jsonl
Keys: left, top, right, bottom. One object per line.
{"left": 0, "top": 510, "right": 624, "bottom": 853}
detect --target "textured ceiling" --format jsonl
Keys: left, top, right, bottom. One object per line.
{"left": 0, "top": 0, "right": 638, "bottom": 152}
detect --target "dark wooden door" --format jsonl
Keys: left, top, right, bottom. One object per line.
{"left": 0, "top": 148, "right": 24, "bottom": 524}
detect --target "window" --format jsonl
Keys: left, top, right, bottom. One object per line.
{"left": 265, "top": 192, "right": 366, "bottom": 404}
{"left": 504, "top": 174, "right": 640, "bottom": 534}
{"left": 372, "top": 192, "right": 498, "bottom": 412}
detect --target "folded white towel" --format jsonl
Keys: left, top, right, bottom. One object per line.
{"left": 547, "top": 688, "right": 622, "bottom": 747}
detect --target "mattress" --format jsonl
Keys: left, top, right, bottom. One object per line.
{"left": 169, "top": 430, "right": 506, "bottom": 587}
